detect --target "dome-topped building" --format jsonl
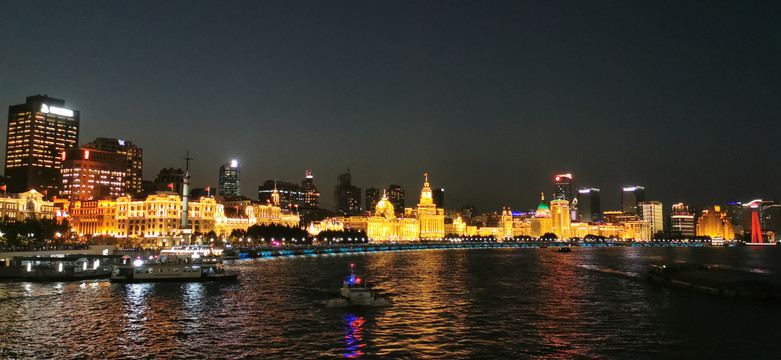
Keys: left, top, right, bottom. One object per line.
{"left": 367, "top": 173, "right": 445, "bottom": 242}
{"left": 374, "top": 192, "right": 395, "bottom": 219}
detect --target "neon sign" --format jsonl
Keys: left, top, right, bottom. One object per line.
{"left": 40, "top": 104, "right": 74, "bottom": 117}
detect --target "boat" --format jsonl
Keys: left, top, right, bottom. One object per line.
{"left": 339, "top": 264, "right": 377, "bottom": 305}
{"left": 0, "top": 254, "right": 117, "bottom": 281}
{"left": 649, "top": 262, "right": 781, "bottom": 301}
{"left": 110, "top": 245, "right": 238, "bottom": 283}
{"left": 557, "top": 246, "right": 572, "bottom": 253}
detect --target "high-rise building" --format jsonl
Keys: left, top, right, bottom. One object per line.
{"left": 81, "top": 138, "right": 143, "bottom": 194}
{"left": 670, "top": 202, "right": 695, "bottom": 236}
{"left": 301, "top": 170, "right": 319, "bottom": 208}
{"left": 387, "top": 184, "right": 405, "bottom": 216}
{"left": 258, "top": 180, "right": 305, "bottom": 208}
{"left": 5, "top": 95, "right": 80, "bottom": 193}
{"left": 365, "top": 188, "right": 380, "bottom": 213}
{"left": 621, "top": 186, "right": 645, "bottom": 215}
{"left": 550, "top": 199, "right": 571, "bottom": 238}
{"left": 333, "top": 169, "right": 361, "bottom": 216}
{"left": 553, "top": 173, "right": 573, "bottom": 202}
{"left": 433, "top": 188, "right": 445, "bottom": 208}
{"left": 218, "top": 160, "right": 240, "bottom": 197}
{"left": 60, "top": 147, "right": 127, "bottom": 201}
{"left": 154, "top": 168, "right": 184, "bottom": 194}
{"left": 639, "top": 201, "right": 664, "bottom": 235}
{"left": 576, "top": 188, "right": 601, "bottom": 223}
{"left": 725, "top": 202, "right": 743, "bottom": 227}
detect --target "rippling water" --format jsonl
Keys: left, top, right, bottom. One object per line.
{"left": 1, "top": 247, "right": 780, "bottom": 359}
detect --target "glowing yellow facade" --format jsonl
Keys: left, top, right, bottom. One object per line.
{"left": 403, "top": 174, "right": 445, "bottom": 240}
{"left": 696, "top": 206, "right": 735, "bottom": 240}
{"left": 0, "top": 190, "right": 55, "bottom": 221}
{"left": 550, "top": 199, "right": 571, "bottom": 238}
{"left": 70, "top": 194, "right": 299, "bottom": 238}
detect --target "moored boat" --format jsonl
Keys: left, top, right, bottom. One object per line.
{"left": 110, "top": 245, "right": 237, "bottom": 283}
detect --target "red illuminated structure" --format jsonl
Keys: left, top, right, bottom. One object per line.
{"left": 750, "top": 203, "right": 763, "bottom": 243}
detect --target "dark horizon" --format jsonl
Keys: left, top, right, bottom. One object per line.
{"left": 2, "top": 1, "right": 780, "bottom": 212}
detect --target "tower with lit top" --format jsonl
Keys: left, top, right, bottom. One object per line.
{"left": 218, "top": 159, "right": 240, "bottom": 197}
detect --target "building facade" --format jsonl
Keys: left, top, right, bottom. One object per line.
{"left": 554, "top": 173, "right": 573, "bottom": 202}
{"left": 5, "top": 95, "right": 80, "bottom": 194}
{"left": 696, "top": 206, "right": 735, "bottom": 240}
{"left": 0, "top": 190, "right": 55, "bottom": 221}
{"left": 60, "top": 148, "right": 127, "bottom": 201}
{"left": 639, "top": 201, "right": 664, "bottom": 235}
{"left": 81, "top": 138, "right": 143, "bottom": 195}
{"left": 301, "top": 170, "right": 319, "bottom": 208}
{"left": 218, "top": 160, "right": 240, "bottom": 197}
{"left": 621, "top": 186, "right": 645, "bottom": 215}
{"left": 576, "top": 188, "right": 601, "bottom": 223}
{"left": 258, "top": 180, "right": 305, "bottom": 209}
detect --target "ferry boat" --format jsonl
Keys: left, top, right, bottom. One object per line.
{"left": 339, "top": 264, "right": 377, "bottom": 305}
{"left": 110, "top": 245, "right": 238, "bottom": 283}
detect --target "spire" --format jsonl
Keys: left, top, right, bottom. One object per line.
{"left": 541, "top": 192, "right": 544, "bottom": 201}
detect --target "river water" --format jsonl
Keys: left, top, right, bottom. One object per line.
{"left": 1, "top": 246, "right": 780, "bottom": 359}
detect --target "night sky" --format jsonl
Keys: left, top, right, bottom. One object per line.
{"left": 2, "top": 1, "right": 780, "bottom": 213}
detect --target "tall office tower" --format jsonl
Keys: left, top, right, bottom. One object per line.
{"left": 432, "top": 188, "right": 445, "bottom": 208}
{"left": 81, "top": 138, "right": 143, "bottom": 194}
{"left": 550, "top": 199, "right": 571, "bottom": 238}
{"left": 333, "top": 169, "right": 361, "bottom": 215}
{"left": 670, "top": 202, "right": 695, "bottom": 236}
{"left": 639, "top": 201, "right": 664, "bottom": 235}
{"left": 553, "top": 173, "right": 573, "bottom": 202}
{"left": 576, "top": 188, "right": 601, "bottom": 223}
{"left": 725, "top": 202, "right": 743, "bottom": 227}
{"left": 154, "top": 168, "right": 185, "bottom": 194}
{"left": 258, "top": 180, "right": 305, "bottom": 208}
{"left": 218, "top": 160, "right": 240, "bottom": 197}
{"left": 5, "top": 95, "right": 80, "bottom": 193}
{"left": 301, "top": 170, "right": 319, "bottom": 208}
{"left": 60, "top": 147, "right": 127, "bottom": 201}
{"left": 621, "top": 186, "right": 645, "bottom": 215}
{"left": 387, "top": 184, "right": 405, "bottom": 216}
{"left": 365, "top": 188, "right": 380, "bottom": 213}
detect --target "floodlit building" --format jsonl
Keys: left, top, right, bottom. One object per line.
{"left": 5, "top": 95, "right": 80, "bottom": 194}
{"left": 81, "top": 138, "right": 143, "bottom": 194}
{"left": 697, "top": 206, "right": 735, "bottom": 240}
{"left": 670, "top": 203, "right": 695, "bottom": 236}
{"left": 60, "top": 148, "right": 127, "bottom": 201}
{"left": 218, "top": 160, "right": 240, "bottom": 197}
{"left": 550, "top": 199, "right": 571, "bottom": 238}
{"left": 639, "top": 201, "right": 664, "bottom": 235}
{"left": 0, "top": 190, "right": 55, "bottom": 221}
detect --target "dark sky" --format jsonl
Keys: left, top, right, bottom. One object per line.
{"left": 1, "top": 1, "right": 780, "bottom": 213}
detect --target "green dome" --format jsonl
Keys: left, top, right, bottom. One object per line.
{"left": 537, "top": 202, "right": 549, "bottom": 210}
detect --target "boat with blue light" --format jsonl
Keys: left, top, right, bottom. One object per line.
{"left": 339, "top": 264, "right": 377, "bottom": 305}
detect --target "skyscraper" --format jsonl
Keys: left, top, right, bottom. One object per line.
{"left": 550, "top": 199, "right": 571, "bottom": 238}
{"left": 432, "top": 188, "right": 445, "bottom": 208}
{"left": 639, "top": 201, "right": 664, "bottom": 235}
{"left": 576, "top": 188, "right": 601, "bottom": 223}
{"left": 387, "top": 184, "right": 405, "bottom": 216}
{"left": 621, "top": 186, "right": 645, "bottom": 215}
{"left": 301, "top": 170, "right": 319, "bottom": 208}
{"left": 553, "top": 173, "right": 573, "bottom": 202}
{"left": 670, "top": 202, "right": 695, "bottom": 236}
{"left": 81, "top": 137, "right": 143, "bottom": 194}
{"left": 333, "top": 169, "right": 361, "bottom": 215}
{"left": 5, "top": 95, "right": 80, "bottom": 193}
{"left": 365, "top": 188, "right": 380, "bottom": 213}
{"left": 218, "top": 160, "right": 240, "bottom": 197}
{"left": 60, "top": 147, "right": 127, "bottom": 201}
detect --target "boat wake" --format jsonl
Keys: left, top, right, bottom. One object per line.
{"left": 579, "top": 265, "right": 640, "bottom": 278}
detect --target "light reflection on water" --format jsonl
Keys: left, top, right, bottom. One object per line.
{"left": 0, "top": 247, "right": 780, "bottom": 359}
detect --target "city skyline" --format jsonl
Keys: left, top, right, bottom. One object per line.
{"left": 2, "top": 2, "right": 780, "bottom": 211}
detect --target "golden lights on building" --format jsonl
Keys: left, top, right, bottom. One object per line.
{"left": 696, "top": 206, "right": 735, "bottom": 240}
{"left": 0, "top": 190, "right": 55, "bottom": 221}
{"left": 69, "top": 193, "right": 299, "bottom": 239}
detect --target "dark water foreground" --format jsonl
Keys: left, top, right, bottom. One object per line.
{"left": 1, "top": 247, "right": 779, "bottom": 359}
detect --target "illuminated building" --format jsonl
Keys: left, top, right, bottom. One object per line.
{"left": 81, "top": 138, "right": 143, "bottom": 194}
{"left": 218, "top": 160, "right": 240, "bottom": 197}
{"left": 670, "top": 203, "right": 695, "bottom": 236}
{"left": 404, "top": 174, "right": 445, "bottom": 240}
{"left": 366, "top": 194, "right": 420, "bottom": 241}
{"left": 445, "top": 215, "right": 467, "bottom": 236}
{"left": 639, "top": 201, "right": 664, "bottom": 235}
{"left": 60, "top": 148, "right": 127, "bottom": 201}
{"left": 365, "top": 188, "right": 380, "bottom": 213}
{"left": 432, "top": 188, "right": 444, "bottom": 208}
{"left": 154, "top": 168, "right": 184, "bottom": 194}
{"left": 554, "top": 173, "right": 573, "bottom": 202}
{"left": 5, "top": 95, "right": 79, "bottom": 193}
{"left": 696, "top": 206, "right": 734, "bottom": 240}
{"left": 258, "top": 180, "right": 305, "bottom": 208}
{"left": 0, "top": 190, "right": 55, "bottom": 221}
{"left": 307, "top": 218, "right": 345, "bottom": 235}
{"left": 529, "top": 194, "right": 552, "bottom": 238}
{"left": 550, "top": 199, "right": 571, "bottom": 239}
{"left": 621, "top": 186, "right": 645, "bottom": 215}
{"left": 576, "top": 188, "right": 601, "bottom": 223}
{"left": 725, "top": 202, "right": 743, "bottom": 228}
{"left": 302, "top": 170, "right": 319, "bottom": 208}
{"left": 387, "top": 184, "right": 405, "bottom": 216}
{"left": 69, "top": 194, "right": 299, "bottom": 243}
{"left": 334, "top": 169, "right": 361, "bottom": 216}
